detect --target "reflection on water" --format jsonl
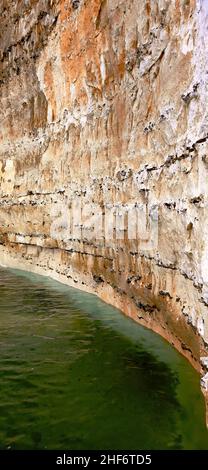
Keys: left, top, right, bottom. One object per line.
{"left": 0, "top": 267, "right": 207, "bottom": 450}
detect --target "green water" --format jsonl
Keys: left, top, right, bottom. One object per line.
{"left": 0, "top": 268, "right": 207, "bottom": 450}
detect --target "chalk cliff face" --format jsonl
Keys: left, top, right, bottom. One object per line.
{"left": 1, "top": 0, "right": 208, "bottom": 381}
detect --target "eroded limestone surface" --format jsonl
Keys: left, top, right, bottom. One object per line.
{"left": 1, "top": 1, "right": 208, "bottom": 383}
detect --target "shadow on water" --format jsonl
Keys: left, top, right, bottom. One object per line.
{"left": 0, "top": 267, "right": 207, "bottom": 450}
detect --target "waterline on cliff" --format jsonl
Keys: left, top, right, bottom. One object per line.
{"left": 0, "top": 267, "right": 208, "bottom": 449}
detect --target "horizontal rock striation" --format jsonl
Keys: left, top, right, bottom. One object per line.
{"left": 1, "top": 0, "right": 208, "bottom": 400}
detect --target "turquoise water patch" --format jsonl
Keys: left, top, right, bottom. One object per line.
{"left": 0, "top": 268, "right": 207, "bottom": 450}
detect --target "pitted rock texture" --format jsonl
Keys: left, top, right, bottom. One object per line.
{"left": 1, "top": 0, "right": 208, "bottom": 374}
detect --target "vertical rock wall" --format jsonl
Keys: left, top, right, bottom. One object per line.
{"left": 1, "top": 0, "right": 208, "bottom": 384}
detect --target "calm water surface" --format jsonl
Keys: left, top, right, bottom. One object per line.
{"left": 0, "top": 268, "right": 207, "bottom": 450}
